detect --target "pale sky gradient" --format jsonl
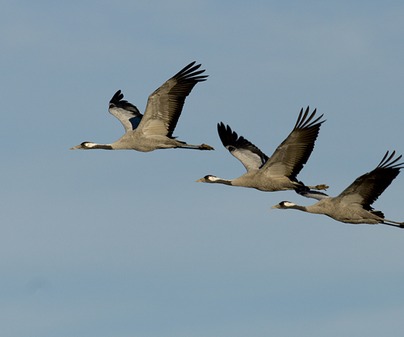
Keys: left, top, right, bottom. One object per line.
{"left": 1, "top": 1, "right": 404, "bottom": 336}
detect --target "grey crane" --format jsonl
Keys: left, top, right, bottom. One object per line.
{"left": 272, "top": 151, "right": 404, "bottom": 228}
{"left": 196, "top": 107, "right": 328, "bottom": 198}
{"left": 70, "top": 62, "right": 214, "bottom": 152}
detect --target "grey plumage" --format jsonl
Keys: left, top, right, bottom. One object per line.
{"left": 70, "top": 62, "right": 214, "bottom": 152}
{"left": 197, "top": 107, "right": 328, "bottom": 198}
{"left": 272, "top": 151, "right": 404, "bottom": 228}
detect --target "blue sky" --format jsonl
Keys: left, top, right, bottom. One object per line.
{"left": 1, "top": 1, "right": 404, "bottom": 336}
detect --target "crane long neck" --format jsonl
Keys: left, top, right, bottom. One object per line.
{"left": 211, "top": 177, "right": 233, "bottom": 185}
{"left": 289, "top": 204, "right": 308, "bottom": 212}
{"left": 90, "top": 143, "right": 114, "bottom": 150}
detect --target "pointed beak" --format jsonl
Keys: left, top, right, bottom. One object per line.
{"left": 271, "top": 204, "right": 281, "bottom": 209}
{"left": 70, "top": 144, "right": 82, "bottom": 150}
{"left": 196, "top": 178, "right": 203, "bottom": 182}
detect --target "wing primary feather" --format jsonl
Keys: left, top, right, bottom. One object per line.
{"left": 138, "top": 62, "right": 208, "bottom": 138}
{"left": 378, "top": 150, "right": 393, "bottom": 167}
{"left": 108, "top": 90, "right": 143, "bottom": 131}
{"left": 172, "top": 62, "right": 208, "bottom": 82}
{"left": 293, "top": 107, "right": 324, "bottom": 130}
{"left": 109, "top": 90, "right": 141, "bottom": 114}
{"left": 109, "top": 90, "right": 124, "bottom": 104}
{"left": 294, "top": 107, "right": 310, "bottom": 128}
{"left": 260, "top": 107, "right": 325, "bottom": 180}
{"left": 377, "top": 150, "right": 403, "bottom": 169}
{"left": 337, "top": 151, "right": 404, "bottom": 210}
{"left": 217, "top": 122, "right": 268, "bottom": 171}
